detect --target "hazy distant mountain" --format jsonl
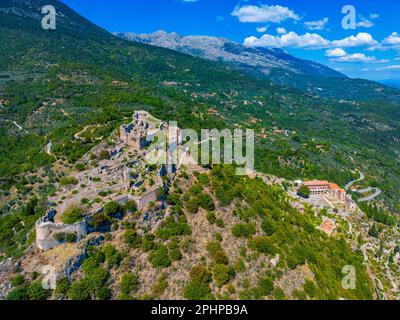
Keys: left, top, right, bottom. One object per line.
{"left": 115, "top": 31, "right": 400, "bottom": 104}
{"left": 378, "top": 79, "right": 400, "bottom": 89}
{"left": 114, "top": 30, "right": 346, "bottom": 80}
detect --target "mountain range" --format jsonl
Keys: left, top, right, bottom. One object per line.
{"left": 116, "top": 30, "right": 400, "bottom": 103}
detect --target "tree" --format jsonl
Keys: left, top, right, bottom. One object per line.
{"left": 124, "top": 229, "right": 142, "bottom": 248}
{"left": 212, "top": 264, "right": 229, "bottom": 287}
{"left": 206, "top": 241, "right": 229, "bottom": 265}
{"left": 89, "top": 213, "right": 109, "bottom": 230}
{"left": 368, "top": 224, "right": 379, "bottom": 238}
{"left": 231, "top": 223, "right": 256, "bottom": 238}
{"left": 10, "top": 274, "right": 25, "bottom": 287}
{"left": 261, "top": 218, "right": 276, "bottom": 236}
{"left": 99, "top": 150, "right": 110, "bottom": 160}
{"left": 149, "top": 245, "right": 171, "bottom": 268}
{"left": 184, "top": 265, "right": 212, "bottom": 300}
{"left": 297, "top": 186, "right": 310, "bottom": 198}
{"left": 59, "top": 176, "right": 78, "bottom": 186}
{"left": 26, "top": 282, "right": 52, "bottom": 300}
{"left": 67, "top": 279, "right": 91, "bottom": 300}
{"left": 256, "top": 277, "right": 274, "bottom": 297}
{"left": 104, "top": 201, "right": 121, "bottom": 217}
{"left": 103, "top": 245, "right": 121, "bottom": 268}
{"left": 120, "top": 273, "right": 139, "bottom": 296}
{"left": 124, "top": 200, "right": 137, "bottom": 213}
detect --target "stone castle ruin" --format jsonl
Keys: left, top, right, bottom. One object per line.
{"left": 36, "top": 110, "right": 204, "bottom": 251}
{"left": 36, "top": 209, "right": 87, "bottom": 250}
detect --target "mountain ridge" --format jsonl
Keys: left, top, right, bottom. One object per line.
{"left": 114, "top": 30, "right": 347, "bottom": 79}
{"left": 115, "top": 30, "right": 400, "bottom": 104}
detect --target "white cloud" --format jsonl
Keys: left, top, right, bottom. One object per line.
{"left": 382, "top": 32, "right": 400, "bottom": 46}
{"left": 181, "top": 0, "right": 199, "bottom": 2}
{"left": 332, "top": 33, "right": 378, "bottom": 48}
{"left": 325, "top": 48, "right": 347, "bottom": 57}
{"left": 377, "top": 65, "right": 400, "bottom": 70}
{"left": 231, "top": 4, "right": 300, "bottom": 23}
{"left": 276, "top": 27, "right": 287, "bottom": 35}
{"left": 304, "top": 17, "right": 329, "bottom": 30}
{"left": 395, "top": 57, "right": 400, "bottom": 61}
{"left": 256, "top": 26, "right": 268, "bottom": 33}
{"left": 356, "top": 16, "right": 374, "bottom": 28}
{"left": 369, "top": 32, "right": 400, "bottom": 51}
{"left": 244, "top": 31, "right": 329, "bottom": 48}
{"left": 333, "top": 53, "right": 376, "bottom": 63}
{"left": 244, "top": 32, "right": 379, "bottom": 50}
{"left": 369, "top": 13, "right": 379, "bottom": 19}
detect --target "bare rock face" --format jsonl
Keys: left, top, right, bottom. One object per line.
{"left": 0, "top": 258, "right": 15, "bottom": 300}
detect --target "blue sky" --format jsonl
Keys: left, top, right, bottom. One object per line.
{"left": 62, "top": 0, "right": 400, "bottom": 81}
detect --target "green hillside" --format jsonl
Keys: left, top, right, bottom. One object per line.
{"left": 0, "top": 0, "right": 399, "bottom": 214}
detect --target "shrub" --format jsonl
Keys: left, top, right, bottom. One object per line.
{"left": 212, "top": 264, "right": 229, "bottom": 287}
{"left": 99, "top": 150, "right": 110, "bottom": 160}
{"left": 197, "top": 174, "right": 210, "bottom": 186}
{"left": 54, "top": 232, "right": 66, "bottom": 242}
{"left": 103, "top": 245, "right": 122, "bottom": 268}
{"left": 67, "top": 279, "right": 91, "bottom": 300}
{"left": 197, "top": 193, "right": 215, "bottom": 211}
{"left": 124, "top": 229, "right": 142, "bottom": 248}
{"left": 256, "top": 277, "right": 274, "bottom": 297}
{"left": 215, "top": 218, "right": 225, "bottom": 228}
{"left": 61, "top": 207, "right": 84, "bottom": 224}
{"left": 206, "top": 241, "right": 229, "bottom": 265}
{"left": 120, "top": 273, "right": 139, "bottom": 296}
{"left": 66, "top": 232, "right": 77, "bottom": 243}
{"left": 124, "top": 200, "right": 137, "bottom": 213}
{"left": 273, "top": 287, "right": 286, "bottom": 300}
{"left": 152, "top": 273, "right": 168, "bottom": 298}
{"left": 231, "top": 223, "right": 256, "bottom": 238}
{"left": 59, "top": 176, "right": 78, "bottom": 186}
{"left": 142, "top": 234, "right": 156, "bottom": 252}
{"left": 297, "top": 186, "right": 310, "bottom": 198}
{"left": 89, "top": 213, "right": 109, "bottom": 230}
{"left": 6, "top": 287, "right": 29, "bottom": 300}
{"left": 149, "top": 245, "right": 171, "bottom": 268}
{"left": 104, "top": 201, "right": 121, "bottom": 217}
{"left": 261, "top": 218, "right": 276, "bottom": 236}
{"left": 248, "top": 237, "right": 276, "bottom": 256}
{"left": 10, "top": 274, "right": 25, "bottom": 287}
{"left": 167, "top": 193, "right": 180, "bottom": 205}
{"left": 184, "top": 265, "right": 212, "bottom": 300}
{"left": 75, "top": 163, "right": 86, "bottom": 171}
{"left": 304, "top": 279, "right": 317, "bottom": 298}
{"left": 206, "top": 211, "right": 216, "bottom": 224}
{"left": 27, "top": 281, "right": 52, "bottom": 300}
{"left": 156, "top": 216, "right": 191, "bottom": 240}
{"left": 168, "top": 242, "right": 182, "bottom": 261}
{"left": 55, "top": 277, "right": 70, "bottom": 296}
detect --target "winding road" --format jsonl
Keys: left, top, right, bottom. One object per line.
{"left": 345, "top": 171, "right": 382, "bottom": 202}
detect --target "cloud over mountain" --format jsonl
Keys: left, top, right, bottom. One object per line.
{"left": 231, "top": 4, "right": 300, "bottom": 23}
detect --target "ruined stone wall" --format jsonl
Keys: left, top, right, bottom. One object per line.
{"left": 134, "top": 188, "right": 159, "bottom": 211}
{"left": 36, "top": 219, "right": 87, "bottom": 251}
